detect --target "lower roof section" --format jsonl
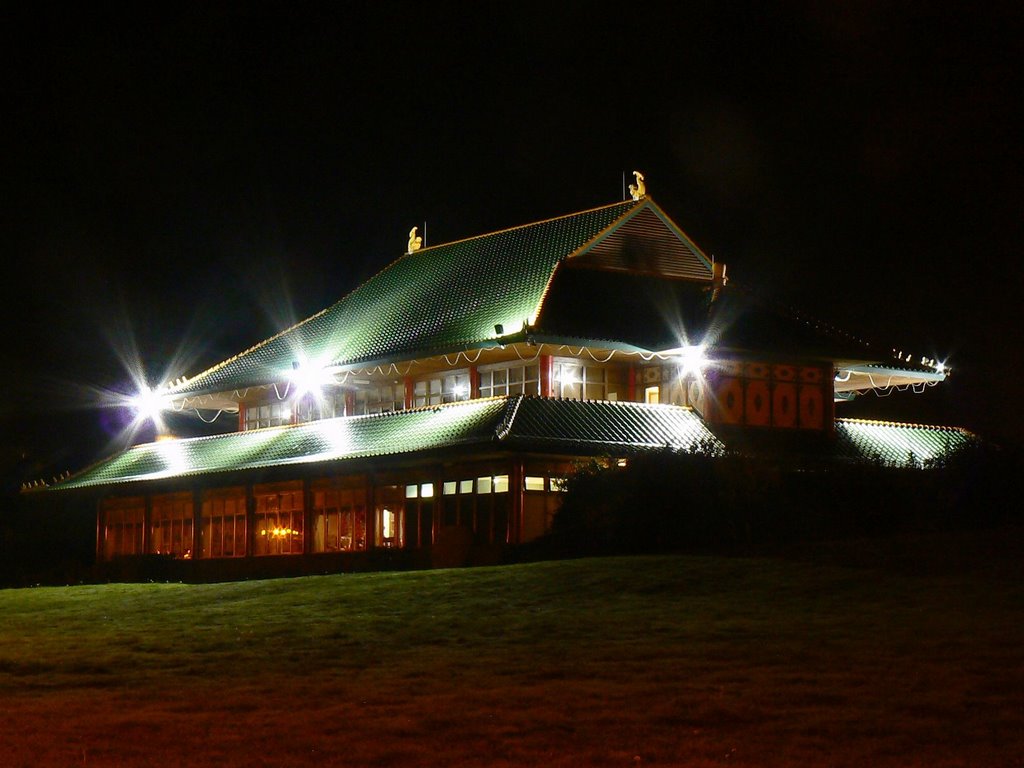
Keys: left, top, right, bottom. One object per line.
{"left": 834, "top": 418, "right": 978, "bottom": 467}
{"left": 47, "top": 397, "right": 723, "bottom": 492}
{"left": 43, "top": 398, "right": 977, "bottom": 493}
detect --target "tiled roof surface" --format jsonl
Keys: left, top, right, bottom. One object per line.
{"left": 56, "top": 399, "right": 510, "bottom": 490}
{"left": 172, "top": 200, "right": 642, "bottom": 397}
{"left": 50, "top": 397, "right": 724, "bottom": 490}
{"left": 47, "top": 401, "right": 976, "bottom": 491}
{"left": 835, "top": 418, "right": 979, "bottom": 466}
{"left": 508, "top": 397, "right": 723, "bottom": 454}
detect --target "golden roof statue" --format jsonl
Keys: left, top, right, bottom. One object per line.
{"left": 628, "top": 170, "right": 646, "bottom": 201}
{"left": 407, "top": 226, "right": 423, "bottom": 254}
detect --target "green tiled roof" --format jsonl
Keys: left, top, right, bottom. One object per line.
{"left": 835, "top": 418, "right": 978, "bottom": 467}
{"left": 171, "top": 200, "right": 645, "bottom": 398}
{"left": 44, "top": 401, "right": 978, "bottom": 492}
{"left": 56, "top": 399, "right": 510, "bottom": 490}
{"left": 507, "top": 397, "right": 723, "bottom": 455}
{"left": 49, "top": 397, "right": 724, "bottom": 491}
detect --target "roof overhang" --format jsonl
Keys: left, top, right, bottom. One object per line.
{"left": 834, "top": 363, "right": 946, "bottom": 396}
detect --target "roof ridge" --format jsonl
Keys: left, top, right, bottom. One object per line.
{"left": 495, "top": 393, "right": 524, "bottom": 440}
{"left": 413, "top": 198, "right": 640, "bottom": 255}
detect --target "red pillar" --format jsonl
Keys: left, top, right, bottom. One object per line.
{"left": 404, "top": 376, "right": 415, "bottom": 410}
{"left": 628, "top": 365, "right": 637, "bottom": 402}
{"left": 539, "top": 354, "right": 554, "bottom": 398}
{"left": 469, "top": 365, "right": 479, "bottom": 399}
{"left": 95, "top": 498, "right": 105, "bottom": 563}
{"left": 192, "top": 487, "right": 202, "bottom": 560}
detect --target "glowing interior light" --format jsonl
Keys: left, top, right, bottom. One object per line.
{"left": 454, "top": 384, "right": 468, "bottom": 398}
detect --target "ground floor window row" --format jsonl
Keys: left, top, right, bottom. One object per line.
{"left": 99, "top": 470, "right": 570, "bottom": 560}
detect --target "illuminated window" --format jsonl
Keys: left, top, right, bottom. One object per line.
{"left": 645, "top": 386, "right": 660, "bottom": 404}
{"left": 459, "top": 479, "right": 474, "bottom": 494}
{"left": 201, "top": 489, "right": 247, "bottom": 558}
{"left": 375, "top": 485, "right": 406, "bottom": 548}
{"left": 493, "top": 475, "right": 509, "bottom": 493}
{"left": 476, "top": 476, "right": 492, "bottom": 494}
{"left": 414, "top": 371, "right": 471, "bottom": 406}
{"left": 553, "top": 361, "right": 607, "bottom": 400}
{"left": 254, "top": 485, "right": 304, "bottom": 556}
{"left": 149, "top": 493, "right": 193, "bottom": 558}
{"left": 550, "top": 477, "right": 568, "bottom": 492}
{"left": 102, "top": 498, "right": 145, "bottom": 559}
{"left": 244, "top": 400, "right": 292, "bottom": 430}
{"left": 312, "top": 487, "right": 367, "bottom": 552}
{"left": 443, "top": 481, "right": 457, "bottom": 495}
{"left": 479, "top": 364, "right": 540, "bottom": 397}
{"left": 524, "top": 476, "right": 545, "bottom": 491}
{"left": 294, "top": 390, "right": 345, "bottom": 423}
{"left": 354, "top": 383, "right": 405, "bottom": 415}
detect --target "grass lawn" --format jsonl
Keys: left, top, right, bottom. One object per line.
{"left": 1, "top": 527, "right": 1022, "bottom": 767}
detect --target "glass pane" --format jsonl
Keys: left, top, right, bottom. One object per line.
{"left": 524, "top": 476, "right": 545, "bottom": 491}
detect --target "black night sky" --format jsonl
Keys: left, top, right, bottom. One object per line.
{"left": 2, "top": 4, "right": 1021, "bottom": 488}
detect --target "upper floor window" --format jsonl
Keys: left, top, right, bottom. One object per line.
{"left": 479, "top": 363, "right": 540, "bottom": 397}
{"left": 354, "top": 382, "right": 405, "bottom": 415}
{"left": 553, "top": 361, "right": 607, "bottom": 400}
{"left": 295, "top": 391, "right": 344, "bottom": 424}
{"left": 245, "top": 400, "right": 292, "bottom": 430}
{"left": 414, "top": 371, "right": 470, "bottom": 407}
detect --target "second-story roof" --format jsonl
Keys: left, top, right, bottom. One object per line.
{"left": 167, "top": 198, "right": 714, "bottom": 400}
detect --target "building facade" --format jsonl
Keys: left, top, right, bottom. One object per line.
{"left": 36, "top": 191, "right": 972, "bottom": 578}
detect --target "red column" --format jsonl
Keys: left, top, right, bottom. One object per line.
{"left": 539, "top": 354, "right": 554, "bottom": 398}
{"left": 192, "top": 488, "right": 202, "bottom": 560}
{"left": 404, "top": 376, "right": 415, "bottom": 410}
{"left": 237, "top": 403, "right": 246, "bottom": 431}
{"left": 302, "top": 478, "right": 313, "bottom": 555}
{"left": 95, "top": 498, "right": 105, "bottom": 563}
{"left": 143, "top": 496, "right": 153, "bottom": 555}
{"left": 469, "top": 365, "right": 479, "bottom": 399}
{"left": 627, "top": 365, "right": 637, "bottom": 402}
{"left": 366, "top": 475, "right": 378, "bottom": 549}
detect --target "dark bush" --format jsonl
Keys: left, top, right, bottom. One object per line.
{"left": 546, "top": 441, "right": 1021, "bottom": 557}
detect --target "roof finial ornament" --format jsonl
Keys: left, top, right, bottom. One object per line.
{"left": 628, "top": 170, "right": 646, "bottom": 201}
{"left": 407, "top": 226, "right": 423, "bottom": 254}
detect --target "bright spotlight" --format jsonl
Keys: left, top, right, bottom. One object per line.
{"left": 677, "top": 344, "right": 708, "bottom": 377}
{"left": 130, "top": 386, "right": 169, "bottom": 430}
{"left": 288, "top": 359, "right": 335, "bottom": 399}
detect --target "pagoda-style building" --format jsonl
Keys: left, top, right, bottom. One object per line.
{"left": 35, "top": 181, "right": 973, "bottom": 579}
